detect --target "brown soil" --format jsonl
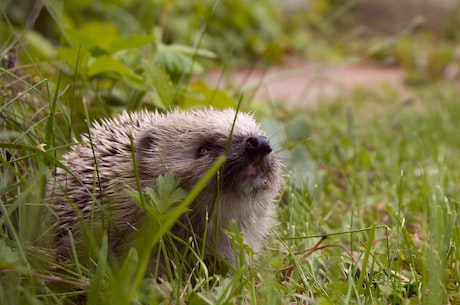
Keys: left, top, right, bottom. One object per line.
{"left": 205, "top": 60, "right": 406, "bottom": 108}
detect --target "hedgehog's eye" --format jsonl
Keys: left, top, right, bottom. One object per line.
{"left": 196, "top": 140, "right": 220, "bottom": 158}
{"left": 196, "top": 145, "right": 211, "bottom": 158}
{"left": 199, "top": 147, "right": 208, "bottom": 156}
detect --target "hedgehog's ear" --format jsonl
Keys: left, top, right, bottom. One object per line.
{"left": 136, "top": 129, "right": 160, "bottom": 176}
{"left": 136, "top": 128, "right": 159, "bottom": 156}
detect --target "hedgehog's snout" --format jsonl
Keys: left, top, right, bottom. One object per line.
{"left": 245, "top": 136, "right": 272, "bottom": 156}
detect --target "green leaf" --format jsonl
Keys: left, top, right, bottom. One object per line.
{"left": 56, "top": 47, "right": 91, "bottom": 75}
{"left": 183, "top": 82, "right": 237, "bottom": 109}
{"left": 288, "top": 144, "right": 319, "bottom": 192}
{"left": 143, "top": 61, "right": 175, "bottom": 108}
{"left": 0, "top": 240, "right": 18, "bottom": 269}
{"left": 260, "top": 117, "right": 287, "bottom": 150}
{"left": 110, "top": 248, "right": 139, "bottom": 305}
{"left": 79, "top": 22, "right": 118, "bottom": 49}
{"left": 87, "top": 234, "right": 110, "bottom": 305}
{"left": 65, "top": 27, "right": 99, "bottom": 51}
{"left": 88, "top": 56, "right": 143, "bottom": 83}
{"left": 118, "top": 157, "right": 225, "bottom": 304}
{"left": 107, "top": 35, "right": 155, "bottom": 54}
{"left": 23, "top": 31, "right": 56, "bottom": 60}
{"left": 285, "top": 114, "right": 310, "bottom": 142}
{"left": 144, "top": 173, "right": 188, "bottom": 214}
{"left": 154, "top": 44, "right": 204, "bottom": 78}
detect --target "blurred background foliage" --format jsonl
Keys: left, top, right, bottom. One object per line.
{"left": 3, "top": 0, "right": 460, "bottom": 81}
{"left": 2, "top": 0, "right": 460, "bottom": 130}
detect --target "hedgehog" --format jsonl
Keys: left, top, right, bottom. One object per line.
{"left": 48, "top": 108, "right": 282, "bottom": 274}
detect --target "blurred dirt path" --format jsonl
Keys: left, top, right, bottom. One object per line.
{"left": 205, "top": 59, "right": 405, "bottom": 107}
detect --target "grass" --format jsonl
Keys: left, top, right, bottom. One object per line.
{"left": 2, "top": 63, "right": 460, "bottom": 304}
{"left": 2, "top": 1, "right": 460, "bottom": 303}
{"left": 283, "top": 85, "right": 460, "bottom": 304}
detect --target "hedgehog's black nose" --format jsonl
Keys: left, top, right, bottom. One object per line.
{"left": 246, "top": 136, "right": 272, "bottom": 156}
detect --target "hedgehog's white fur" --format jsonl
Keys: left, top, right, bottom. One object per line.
{"left": 48, "top": 108, "right": 282, "bottom": 272}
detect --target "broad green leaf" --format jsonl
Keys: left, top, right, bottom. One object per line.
{"left": 65, "top": 27, "right": 99, "bottom": 50}
{"left": 88, "top": 56, "right": 143, "bottom": 83}
{"left": 80, "top": 22, "right": 118, "bottom": 49}
{"left": 183, "top": 82, "right": 236, "bottom": 109}
{"left": 154, "top": 44, "right": 204, "bottom": 77}
{"left": 143, "top": 61, "right": 174, "bottom": 108}
{"left": 285, "top": 114, "right": 310, "bottom": 142}
{"left": 107, "top": 35, "right": 156, "bottom": 54}
{"left": 288, "top": 144, "right": 318, "bottom": 192}
{"left": 56, "top": 47, "right": 91, "bottom": 74}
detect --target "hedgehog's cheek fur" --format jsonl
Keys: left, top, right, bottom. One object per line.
{"left": 135, "top": 128, "right": 212, "bottom": 181}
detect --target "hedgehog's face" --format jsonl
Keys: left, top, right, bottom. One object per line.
{"left": 195, "top": 133, "right": 279, "bottom": 195}
{"left": 136, "top": 112, "right": 281, "bottom": 197}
